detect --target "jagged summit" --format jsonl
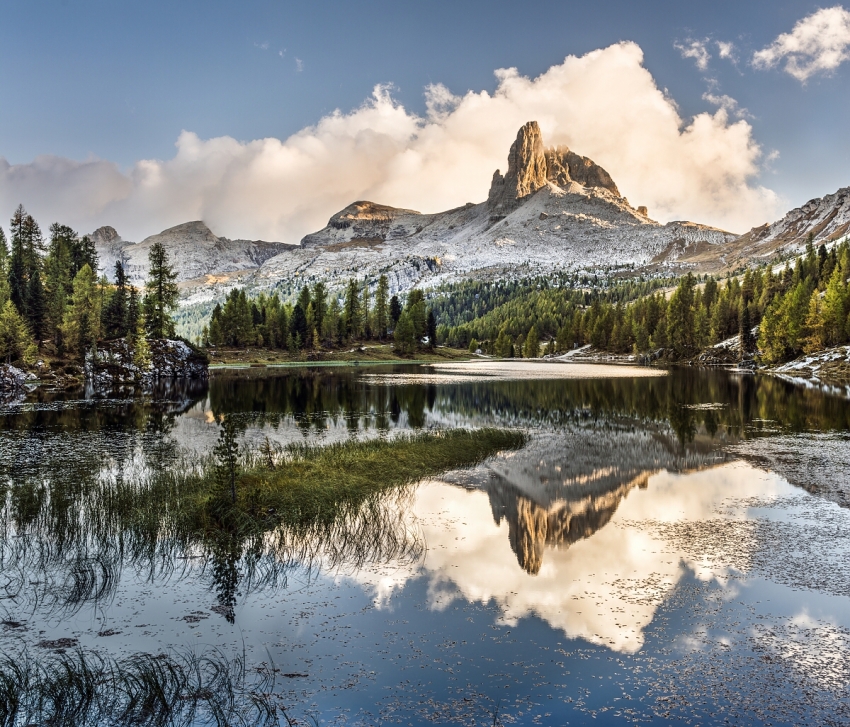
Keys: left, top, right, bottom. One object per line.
{"left": 487, "top": 121, "right": 619, "bottom": 217}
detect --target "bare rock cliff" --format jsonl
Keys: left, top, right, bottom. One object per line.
{"left": 488, "top": 121, "right": 620, "bottom": 216}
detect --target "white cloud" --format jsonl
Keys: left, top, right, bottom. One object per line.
{"left": 295, "top": 57, "right": 303, "bottom": 72}
{"left": 0, "top": 42, "right": 778, "bottom": 242}
{"left": 716, "top": 40, "right": 738, "bottom": 64}
{"left": 675, "top": 38, "right": 712, "bottom": 70}
{"left": 753, "top": 6, "right": 850, "bottom": 82}
{"left": 702, "top": 92, "right": 752, "bottom": 119}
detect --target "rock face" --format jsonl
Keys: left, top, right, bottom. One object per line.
{"left": 85, "top": 338, "right": 209, "bottom": 391}
{"left": 705, "top": 186, "right": 850, "bottom": 270}
{"left": 487, "top": 121, "right": 549, "bottom": 215}
{"left": 487, "top": 121, "right": 619, "bottom": 217}
{"left": 545, "top": 146, "right": 620, "bottom": 196}
{"left": 302, "top": 201, "right": 421, "bottom": 249}
{"left": 91, "top": 221, "right": 293, "bottom": 286}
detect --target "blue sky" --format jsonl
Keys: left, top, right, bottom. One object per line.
{"left": 1, "top": 0, "right": 849, "bottom": 241}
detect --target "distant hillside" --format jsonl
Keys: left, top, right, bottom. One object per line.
{"left": 89, "top": 221, "right": 292, "bottom": 286}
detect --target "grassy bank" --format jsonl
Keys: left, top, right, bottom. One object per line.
{"left": 206, "top": 343, "right": 472, "bottom": 367}
{"left": 197, "top": 428, "right": 526, "bottom": 530}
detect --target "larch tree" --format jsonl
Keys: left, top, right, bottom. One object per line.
{"left": 62, "top": 264, "right": 102, "bottom": 356}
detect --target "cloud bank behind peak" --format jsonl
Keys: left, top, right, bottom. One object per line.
{"left": 0, "top": 42, "right": 778, "bottom": 242}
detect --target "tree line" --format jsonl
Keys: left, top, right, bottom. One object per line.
{"left": 202, "top": 275, "right": 437, "bottom": 355}
{"left": 437, "top": 236, "right": 849, "bottom": 362}
{"left": 0, "top": 205, "right": 180, "bottom": 364}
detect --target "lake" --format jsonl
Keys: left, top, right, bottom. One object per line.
{"left": 1, "top": 362, "right": 849, "bottom": 725}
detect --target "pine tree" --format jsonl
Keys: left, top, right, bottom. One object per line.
{"left": 523, "top": 324, "right": 539, "bottom": 358}
{"left": 214, "top": 417, "right": 242, "bottom": 505}
{"left": 312, "top": 281, "right": 328, "bottom": 335}
{"left": 102, "top": 261, "right": 129, "bottom": 339}
{"left": 343, "top": 279, "right": 360, "bottom": 340}
{"left": 8, "top": 205, "right": 28, "bottom": 315}
{"left": 361, "top": 284, "right": 371, "bottom": 339}
{"left": 290, "top": 301, "right": 308, "bottom": 348}
{"left": 131, "top": 315, "right": 151, "bottom": 380}
{"left": 393, "top": 311, "right": 416, "bottom": 354}
{"left": 426, "top": 309, "right": 437, "bottom": 348}
{"left": 494, "top": 329, "right": 513, "bottom": 358}
{"left": 374, "top": 275, "right": 389, "bottom": 339}
{"left": 389, "top": 295, "right": 402, "bottom": 327}
{"left": 821, "top": 266, "right": 849, "bottom": 346}
{"left": 127, "top": 286, "right": 141, "bottom": 334}
{"left": 803, "top": 291, "right": 825, "bottom": 354}
{"left": 666, "top": 273, "right": 696, "bottom": 356}
{"left": 26, "top": 269, "right": 46, "bottom": 345}
{"left": 0, "top": 228, "right": 9, "bottom": 309}
{"left": 143, "top": 242, "right": 178, "bottom": 339}
{"left": 45, "top": 226, "right": 73, "bottom": 349}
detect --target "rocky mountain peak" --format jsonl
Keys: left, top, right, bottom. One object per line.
{"left": 151, "top": 221, "right": 219, "bottom": 244}
{"left": 488, "top": 121, "right": 620, "bottom": 216}
{"left": 89, "top": 226, "right": 122, "bottom": 245}
{"left": 487, "top": 121, "right": 549, "bottom": 215}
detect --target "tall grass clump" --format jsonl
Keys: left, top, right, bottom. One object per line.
{"left": 0, "top": 648, "right": 282, "bottom": 727}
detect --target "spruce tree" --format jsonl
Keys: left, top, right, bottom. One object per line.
{"left": 102, "top": 261, "right": 129, "bottom": 339}
{"left": 523, "top": 324, "right": 539, "bottom": 358}
{"left": 426, "top": 309, "right": 437, "bottom": 348}
{"left": 374, "top": 275, "right": 389, "bottom": 339}
{"left": 361, "top": 284, "right": 370, "bottom": 338}
{"left": 343, "top": 279, "right": 360, "bottom": 340}
{"left": 312, "top": 281, "right": 327, "bottom": 335}
{"left": 389, "top": 295, "right": 401, "bottom": 327}
{"left": 393, "top": 311, "right": 415, "bottom": 354}
{"left": 143, "top": 242, "right": 178, "bottom": 339}
{"left": 8, "top": 205, "right": 28, "bottom": 315}
{"left": 26, "top": 269, "right": 46, "bottom": 345}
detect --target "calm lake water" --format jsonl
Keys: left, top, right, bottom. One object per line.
{"left": 2, "top": 363, "right": 850, "bottom": 725}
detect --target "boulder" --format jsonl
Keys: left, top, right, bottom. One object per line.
{"left": 85, "top": 338, "right": 209, "bottom": 392}
{"left": 0, "top": 364, "right": 28, "bottom": 392}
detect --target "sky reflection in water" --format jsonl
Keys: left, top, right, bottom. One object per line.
{"left": 1, "top": 366, "right": 849, "bottom": 724}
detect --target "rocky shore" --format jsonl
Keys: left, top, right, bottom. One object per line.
{"left": 85, "top": 338, "right": 209, "bottom": 393}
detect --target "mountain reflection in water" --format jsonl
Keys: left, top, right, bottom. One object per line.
{"left": 1, "top": 364, "right": 850, "bottom": 724}
{"left": 442, "top": 419, "right": 729, "bottom": 574}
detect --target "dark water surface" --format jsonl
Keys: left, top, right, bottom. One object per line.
{"left": 1, "top": 364, "right": 849, "bottom": 725}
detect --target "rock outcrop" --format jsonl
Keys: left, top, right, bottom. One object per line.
{"left": 85, "top": 338, "right": 209, "bottom": 391}
{"left": 0, "top": 364, "right": 29, "bottom": 392}
{"left": 487, "top": 121, "right": 550, "bottom": 216}
{"left": 0, "top": 364, "right": 35, "bottom": 404}
{"left": 545, "top": 146, "right": 619, "bottom": 196}
{"left": 487, "top": 121, "right": 620, "bottom": 217}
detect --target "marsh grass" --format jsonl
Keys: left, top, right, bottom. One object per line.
{"left": 0, "top": 428, "right": 525, "bottom": 616}
{"left": 208, "top": 428, "right": 527, "bottom": 528}
{"left": 0, "top": 428, "right": 526, "bottom": 724}
{"left": 0, "top": 648, "right": 282, "bottom": 727}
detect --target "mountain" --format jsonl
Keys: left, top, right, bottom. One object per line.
{"left": 89, "top": 121, "right": 850, "bottom": 310}
{"left": 690, "top": 186, "right": 850, "bottom": 270}
{"left": 90, "top": 221, "right": 292, "bottom": 286}
{"left": 246, "top": 121, "right": 736, "bottom": 299}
